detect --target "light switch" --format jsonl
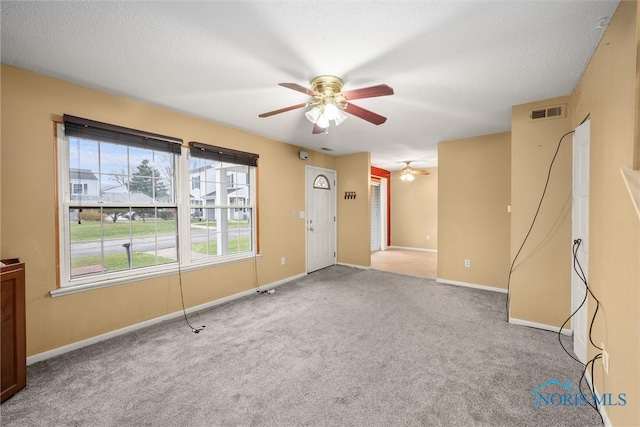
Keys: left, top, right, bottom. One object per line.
{"left": 299, "top": 211, "right": 305, "bottom": 218}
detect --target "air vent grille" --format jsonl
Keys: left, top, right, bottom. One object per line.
{"left": 547, "top": 106, "right": 563, "bottom": 117}
{"left": 530, "top": 105, "right": 566, "bottom": 121}
{"left": 531, "top": 109, "right": 547, "bottom": 120}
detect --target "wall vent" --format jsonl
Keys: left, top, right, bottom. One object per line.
{"left": 530, "top": 105, "right": 566, "bottom": 121}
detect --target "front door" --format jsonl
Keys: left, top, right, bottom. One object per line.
{"left": 306, "top": 167, "right": 336, "bottom": 272}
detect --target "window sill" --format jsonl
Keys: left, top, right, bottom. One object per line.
{"left": 621, "top": 166, "right": 640, "bottom": 221}
{"left": 50, "top": 252, "right": 262, "bottom": 298}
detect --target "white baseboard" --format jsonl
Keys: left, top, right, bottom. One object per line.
{"left": 387, "top": 246, "right": 437, "bottom": 253}
{"left": 585, "top": 370, "right": 612, "bottom": 427}
{"left": 508, "top": 316, "right": 572, "bottom": 336}
{"left": 257, "top": 272, "right": 307, "bottom": 291}
{"left": 336, "top": 262, "right": 371, "bottom": 270}
{"left": 336, "top": 262, "right": 369, "bottom": 270}
{"left": 437, "top": 278, "right": 507, "bottom": 294}
{"left": 27, "top": 272, "right": 307, "bottom": 365}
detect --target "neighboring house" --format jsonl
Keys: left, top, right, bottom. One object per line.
{"left": 69, "top": 170, "right": 156, "bottom": 220}
{"left": 69, "top": 169, "right": 99, "bottom": 221}
{"left": 69, "top": 168, "right": 98, "bottom": 200}
{"left": 102, "top": 184, "right": 154, "bottom": 204}
{"left": 189, "top": 165, "right": 249, "bottom": 220}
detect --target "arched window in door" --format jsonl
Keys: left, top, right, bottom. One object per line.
{"left": 313, "top": 174, "right": 330, "bottom": 190}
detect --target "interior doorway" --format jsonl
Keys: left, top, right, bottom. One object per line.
{"left": 370, "top": 176, "right": 388, "bottom": 252}
{"left": 371, "top": 182, "right": 381, "bottom": 251}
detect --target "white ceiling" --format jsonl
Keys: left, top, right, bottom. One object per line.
{"left": 1, "top": 1, "right": 620, "bottom": 171}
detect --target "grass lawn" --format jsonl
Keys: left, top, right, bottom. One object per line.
{"left": 190, "top": 237, "right": 251, "bottom": 255}
{"left": 71, "top": 252, "right": 175, "bottom": 275}
{"left": 190, "top": 219, "right": 250, "bottom": 229}
{"left": 71, "top": 219, "right": 249, "bottom": 241}
{"left": 71, "top": 219, "right": 177, "bottom": 242}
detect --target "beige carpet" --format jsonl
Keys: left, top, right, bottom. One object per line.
{"left": 370, "top": 248, "right": 437, "bottom": 279}
{"left": 1, "top": 266, "right": 602, "bottom": 427}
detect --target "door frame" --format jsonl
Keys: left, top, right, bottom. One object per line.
{"left": 305, "top": 165, "right": 337, "bottom": 273}
{"left": 371, "top": 180, "right": 381, "bottom": 251}
{"left": 370, "top": 178, "right": 388, "bottom": 251}
{"left": 572, "top": 119, "right": 590, "bottom": 364}
{"left": 371, "top": 168, "right": 391, "bottom": 247}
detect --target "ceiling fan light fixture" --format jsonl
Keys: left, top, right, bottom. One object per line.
{"left": 316, "top": 113, "right": 330, "bottom": 129}
{"left": 400, "top": 173, "right": 414, "bottom": 182}
{"left": 305, "top": 106, "right": 322, "bottom": 124}
{"left": 260, "top": 75, "right": 393, "bottom": 134}
{"left": 333, "top": 111, "right": 348, "bottom": 126}
{"left": 323, "top": 102, "right": 340, "bottom": 120}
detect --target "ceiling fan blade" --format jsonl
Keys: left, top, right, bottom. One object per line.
{"left": 340, "top": 84, "right": 394, "bottom": 100}
{"left": 279, "top": 83, "right": 318, "bottom": 97}
{"left": 312, "top": 123, "right": 326, "bottom": 134}
{"left": 344, "top": 103, "right": 387, "bottom": 125}
{"left": 413, "top": 170, "right": 430, "bottom": 175}
{"left": 258, "top": 102, "right": 309, "bottom": 118}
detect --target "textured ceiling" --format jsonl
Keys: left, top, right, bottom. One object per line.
{"left": 1, "top": 1, "right": 620, "bottom": 171}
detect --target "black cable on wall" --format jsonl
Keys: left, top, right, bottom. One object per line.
{"left": 505, "top": 130, "right": 575, "bottom": 321}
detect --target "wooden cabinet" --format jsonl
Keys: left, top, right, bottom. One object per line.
{"left": 1, "top": 259, "right": 26, "bottom": 402}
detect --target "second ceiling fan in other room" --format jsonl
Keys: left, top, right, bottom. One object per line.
{"left": 259, "top": 75, "right": 394, "bottom": 134}
{"left": 400, "top": 161, "right": 430, "bottom": 181}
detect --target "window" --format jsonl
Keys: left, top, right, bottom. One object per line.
{"left": 56, "top": 116, "right": 259, "bottom": 292}
{"left": 191, "top": 175, "right": 201, "bottom": 190}
{"left": 188, "top": 142, "right": 258, "bottom": 261}
{"left": 313, "top": 174, "right": 330, "bottom": 189}
{"left": 71, "top": 182, "right": 88, "bottom": 195}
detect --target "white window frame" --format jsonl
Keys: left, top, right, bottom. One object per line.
{"left": 53, "top": 123, "right": 258, "bottom": 296}
{"left": 179, "top": 150, "right": 257, "bottom": 266}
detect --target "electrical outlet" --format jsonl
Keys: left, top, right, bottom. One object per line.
{"left": 602, "top": 343, "right": 609, "bottom": 374}
{"left": 464, "top": 259, "right": 471, "bottom": 268}
{"left": 426, "top": 235, "right": 431, "bottom": 241}
{"left": 281, "top": 257, "right": 286, "bottom": 265}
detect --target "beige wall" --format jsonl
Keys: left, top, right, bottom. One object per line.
{"left": 390, "top": 168, "right": 438, "bottom": 250}
{"left": 336, "top": 152, "right": 371, "bottom": 267}
{"left": 0, "top": 65, "right": 369, "bottom": 356}
{"left": 636, "top": 0, "right": 640, "bottom": 169}
{"left": 572, "top": 2, "right": 639, "bottom": 425}
{"left": 509, "top": 96, "right": 573, "bottom": 325}
{"left": 437, "top": 133, "right": 511, "bottom": 289}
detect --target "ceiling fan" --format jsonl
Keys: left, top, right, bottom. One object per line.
{"left": 259, "top": 75, "right": 394, "bottom": 134}
{"left": 400, "top": 161, "right": 430, "bottom": 181}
